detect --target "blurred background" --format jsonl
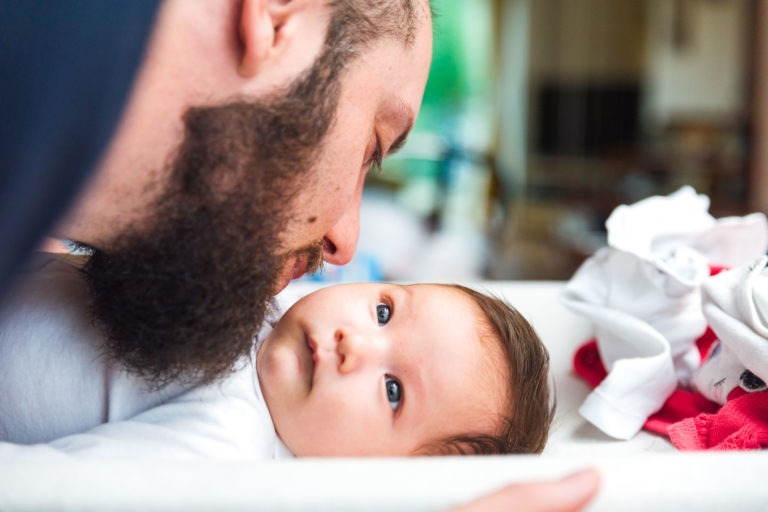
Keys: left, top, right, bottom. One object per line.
{"left": 312, "top": 0, "right": 768, "bottom": 283}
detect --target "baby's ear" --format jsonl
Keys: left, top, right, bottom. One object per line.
{"left": 237, "top": 0, "right": 316, "bottom": 77}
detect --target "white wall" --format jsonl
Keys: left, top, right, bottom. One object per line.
{"left": 644, "top": 0, "right": 750, "bottom": 125}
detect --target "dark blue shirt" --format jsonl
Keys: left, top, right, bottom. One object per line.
{"left": 0, "top": 0, "right": 159, "bottom": 295}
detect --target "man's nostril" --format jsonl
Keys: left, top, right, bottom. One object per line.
{"left": 323, "top": 237, "right": 337, "bottom": 255}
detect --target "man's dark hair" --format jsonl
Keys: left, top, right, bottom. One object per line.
{"left": 328, "top": 0, "right": 430, "bottom": 49}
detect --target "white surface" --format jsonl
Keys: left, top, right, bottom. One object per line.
{"left": 3, "top": 452, "right": 768, "bottom": 511}
{"left": 3, "top": 280, "right": 766, "bottom": 510}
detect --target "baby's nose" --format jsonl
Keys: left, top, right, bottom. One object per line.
{"left": 335, "top": 328, "right": 377, "bottom": 374}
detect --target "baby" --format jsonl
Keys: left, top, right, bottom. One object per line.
{"left": 259, "top": 281, "right": 552, "bottom": 457}
{"left": 0, "top": 253, "right": 552, "bottom": 460}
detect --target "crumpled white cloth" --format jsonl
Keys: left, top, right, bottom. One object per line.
{"left": 560, "top": 186, "right": 768, "bottom": 439}
{"left": 693, "top": 256, "right": 768, "bottom": 404}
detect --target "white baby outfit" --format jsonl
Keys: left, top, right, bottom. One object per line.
{"left": 560, "top": 187, "right": 768, "bottom": 439}
{"left": 0, "top": 253, "right": 291, "bottom": 460}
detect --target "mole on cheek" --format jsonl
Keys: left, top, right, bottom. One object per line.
{"left": 307, "top": 216, "right": 317, "bottom": 224}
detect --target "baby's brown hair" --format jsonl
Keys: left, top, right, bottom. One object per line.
{"left": 418, "top": 285, "right": 554, "bottom": 455}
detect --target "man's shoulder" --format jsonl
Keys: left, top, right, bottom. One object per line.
{"left": 0, "top": 251, "right": 108, "bottom": 443}
{"left": 0, "top": 251, "right": 191, "bottom": 444}
{"left": 1, "top": 251, "right": 90, "bottom": 326}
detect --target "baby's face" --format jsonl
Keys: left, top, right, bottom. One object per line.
{"left": 256, "top": 283, "right": 508, "bottom": 456}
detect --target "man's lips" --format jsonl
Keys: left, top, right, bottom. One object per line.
{"left": 276, "top": 256, "right": 309, "bottom": 293}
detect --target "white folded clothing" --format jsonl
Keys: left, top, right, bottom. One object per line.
{"left": 561, "top": 187, "right": 768, "bottom": 439}
{"left": 606, "top": 186, "right": 768, "bottom": 269}
{"left": 561, "top": 247, "right": 705, "bottom": 439}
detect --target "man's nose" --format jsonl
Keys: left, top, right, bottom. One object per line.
{"left": 322, "top": 199, "right": 361, "bottom": 266}
{"left": 335, "top": 326, "right": 379, "bottom": 374}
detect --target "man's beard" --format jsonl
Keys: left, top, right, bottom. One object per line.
{"left": 79, "top": 46, "right": 343, "bottom": 387}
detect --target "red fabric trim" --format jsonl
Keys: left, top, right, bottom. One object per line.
{"left": 572, "top": 338, "right": 719, "bottom": 439}
{"left": 668, "top": 392, "right": 768, "bottom": 450}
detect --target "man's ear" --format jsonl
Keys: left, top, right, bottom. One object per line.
{"left": 238, "top": 0, "right": 312, "bottom": 78}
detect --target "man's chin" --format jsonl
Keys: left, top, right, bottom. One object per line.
{"left": 80, "top": 224, "right": 285, "bottom": 385}
{"left": 274, "top": 276, "right": 293, "bottom": 295}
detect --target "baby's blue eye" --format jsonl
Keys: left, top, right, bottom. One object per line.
{"left": 376, "top": 303, "right": 391, "bottom": 325}
{"left": 385, "top": 376, "right": 402, "bottom": 411}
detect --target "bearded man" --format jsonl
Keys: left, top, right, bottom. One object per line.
{"left": 2, "top": 0, "right": 431, "bottom": 385}
{"left": 0, "top": 2, "right": 599, "bottom": 509}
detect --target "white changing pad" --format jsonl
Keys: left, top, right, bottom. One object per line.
{"left": 1, "top": 281, "right": 766, "bottom": 511}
